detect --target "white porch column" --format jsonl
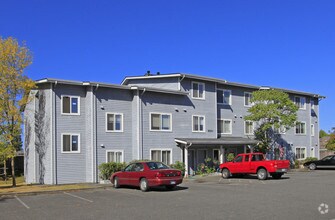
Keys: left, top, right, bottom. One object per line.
{"left": 244, "top": 145, "right": 247, "bottom": 153}
{"left": 220, "top": 145, "right": 224, "bottom": 163}
{"left": 184, "top": 147, "right": 189, "bottom": 178}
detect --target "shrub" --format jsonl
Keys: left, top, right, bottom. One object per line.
{"left": 303, "top": 157, "right": 318, "bottom": 163}
{"left": 227, "top": 153, "right": 235, "bottom": 162}
{"left": 170, "top": 161, "right": 185, "bottom": 172}
{"left": 98, "top": 162, "right": 127, "bottom": 180}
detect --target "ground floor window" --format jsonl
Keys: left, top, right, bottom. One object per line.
{"left": 151, "top": 149, "right": 172, "bottom": 165}
{"left": 295, "top": 147, "right": 306, "bottom": 160}
{"left": 213, "top": 149, "right": 219, "bottom": 161}
{"left": 106, "top": 150, "right": 123, "bottom": 163}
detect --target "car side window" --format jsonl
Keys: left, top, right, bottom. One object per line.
{"left": 134, "top": 163, "right": 144, "bottom": 172}
{"left": 251, "top": 155, "right": 262, "bottom": 161}
{"left": 245, "top": 155, "right": 250, "bottom": 162}
{"left": 125, "top": 164, "right": 136, "bottom": 172}
{"left": 234, "top": 156, "right": 243, "bottom": 163}
{"left": 322, "top": 156, "right": 332, "bottom": 161}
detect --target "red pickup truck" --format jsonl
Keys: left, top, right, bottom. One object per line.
{"left": 219, "top": 153, "right": 290, "bottom": 180}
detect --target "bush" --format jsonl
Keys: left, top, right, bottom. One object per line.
{"left": 98, "top": 162, "right": 127, "bottom": 180}
{"left": 196, "top": 158, "right": 217, "bottom": 175}
{"left": 227, "top": 153, "right": 235, "bottom": 162}
{"left": 303, "top": 157, "right": 318, "bottom": 163}
{"left": 170, "top": 161, "right": 185, "bottom": 172}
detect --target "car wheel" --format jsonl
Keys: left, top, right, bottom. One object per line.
{"left": 113, "top": 177, "right": 120, "bottom": 188}
{"left": 165, "top": 185, "right": 176, "bottom": 190}
{"left": 271, "top": 173, "right": 283, "bottom": 179}
{"left": 309, "top": 163, "right": 316, "bottom": 170}
{"left": 140, "top": 178, "right": 149, "bottom": 192}
{"left": 257, "top": 168, "right": 268, "bottom": 180}
{"left": 221, "top": 168, "right": 231, "bottom": 179}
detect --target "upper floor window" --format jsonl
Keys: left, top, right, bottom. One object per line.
{"left": 192, "top": 82, "right": 205, "bottom": 99}
{"left": 62, "top": 134, "right": 80, "bottom": 153}
{"left": 274, "top": 125, "right": 287, "bottom": 134}
{"left": 62, "top": 96, "right": 80, "bottom": 115}
{"left": 193, "top": 115, "right": 205, "bottom": 132}
{"left": 311, "top": 99, "right": 315, "bottom": 110}
{"left": 217, "top": 119, "right": 232, "bottom": 134}
{"left": 217, "top": 89, "right": 231, "bottom": 105}
{"left": 150, "top": 113, "right": 172, "bottom": 131}
{"left": 106, "top": 113, "right": 123, "bottom": 132}
{"left": 295, "top": 122, "right": 306, "bottom": 135}
{"left": 244, "top": 92, "right": 253, "bottom": 107}
{"left": 106, "top": 150, "right": 123, "bottom": 163}
{"left": 294, "top": 96, "right": 306, "bottom": 110}
{"left": 245, "top": 121, "right": 254, "bottom": 135}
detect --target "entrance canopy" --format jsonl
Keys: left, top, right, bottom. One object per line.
{"left": 175, "top": 137, "right": 259, "bottom": 147}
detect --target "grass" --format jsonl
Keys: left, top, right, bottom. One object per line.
{"left": 0, "top": 176, "right": 98, "bottom": 195}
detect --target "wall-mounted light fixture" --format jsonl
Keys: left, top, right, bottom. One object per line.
{"left": 100, "top": 144, "right": 105, "bottom": 148}
{"left": 100, "top": 105, "right": 105, "bottom": 110}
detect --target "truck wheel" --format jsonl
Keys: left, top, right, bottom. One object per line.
{"left": 222, "top": 168, "right": 231, "bottom": 179}
{"left": 257, "top": 168, "right": 268, "bottom": 180}
{"left": 309, "top": 163, "right": 316, "bottom": 170}
{"left": 271, "top": 173, "right": 283, "bottom": 179}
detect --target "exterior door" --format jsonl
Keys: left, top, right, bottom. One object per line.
{"left": 188, "top": 150, "right": 196, "bottom": 175}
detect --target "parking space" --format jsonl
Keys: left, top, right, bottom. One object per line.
{"left": 1, "top": 171, "right": 335, "bottom": 220}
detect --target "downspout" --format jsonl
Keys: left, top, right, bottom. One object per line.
{"left": 136, "top": 89, "right": 140, "bottom": 160}
{"left": 140, "top": 88, "right": 146, "bottom": 160}
{"left": 93, "top": 84, "right": 99, "bottom": 182}
{"left": 52, "top": 82, "right": 58, "bottom": 184}
{"left": 91, "top": 85, "right": 95, "bottom": 183}
{"left": 50, "top": 83, "right": 53, "bottom": 184}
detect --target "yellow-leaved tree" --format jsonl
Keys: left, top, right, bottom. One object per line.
{"left": 0, "top": 37, "right": 35, "bottom": 187}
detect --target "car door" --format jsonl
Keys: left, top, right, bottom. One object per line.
{"left": 121, "top": 163, "right": 136, "bottom": 185}
{"left": 318, "top": 156, "right": 333, "bottom": 168}
{"left": 241, "top": 155, "right": 251, "bottom": 173}
{"left": 128, "top": 163, "right": 145, "bottom": 186}
{"left": 229, "top": 155, "right": 243, "bottom": 173}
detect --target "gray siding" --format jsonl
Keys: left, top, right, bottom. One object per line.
{"left": 127, "top": 77, "right": 179, "bottom": 90}
{"left": 55, "top": 85, "right": 87, "bottom": 184}
{"left": 95, "top": 88, "right": 134, "bottom": 168}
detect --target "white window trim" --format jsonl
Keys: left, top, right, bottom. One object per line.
{"left": 244, "top": 92, "right": 253, "bottom": 107}
{"left": 191, "top": 81, "right": 206, "bottom": 100}
{"left": 150, "top": 148, "right": 173, "bottom": 164}
{"left": 61, "top": 133, "right": 81, "bottom": 154}
{"left": 295, "top": 147, "right": 306, "bottom": 160}
{"left": 295, "top": 96, "right": 306, "bottom": 110}
{"left": 310, "top": 147, "right": 315, "bottom": 157}
{"left": 192, "top": 115, "right": 206, "bottom": 133}
{"left": 217, "top": 119, "right": 232, "bottom": 134}
{"left": 244, "top": 120, "right": 254, "bottom": 135}
{"left": 295, "top": 121, "right": 307, "bottom": 135}
{"left": 61, "top": 95, "right": 80, "bottom": 115}
{"left": 311, "top": 99, "right": 315, "bottom": 110}
{"left": 311, "top": 124, "right": 315, "bottom": 136}
{"left": 217, "top": 89, "right": 232, "bottom": 105}
{"left": 106, "top": 150, "right": 124, "bottom": 163}
{"left": 149, "top": 112, "right": 173, "bottom": 132}
{"left": 106, "top": 112, "right": 124, "bottom": 132}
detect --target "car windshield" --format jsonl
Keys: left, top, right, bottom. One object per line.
{"left": 146, "top": 162, "right": 169, "bottom": 170}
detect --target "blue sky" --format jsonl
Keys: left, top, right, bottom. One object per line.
{"left": 1, "top": 0, "right": 334, "bottom": 132}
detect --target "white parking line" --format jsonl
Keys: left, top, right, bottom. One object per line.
{"left": 63, "top": 192, "right": 93, "bottom": 203}
{"left": 15, "top": 196, "right": 30, "bottom": 209}
{"left": 106, "top": 188, "right": 145, "bottom": 197}
{"left": 260, "top": 181, "right": 266, "bottom": 184}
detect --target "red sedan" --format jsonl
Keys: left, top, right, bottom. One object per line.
{"left": 110, "top": 161, "right": 183, "bottom": 192}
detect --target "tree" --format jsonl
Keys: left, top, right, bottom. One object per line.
{"left": 244, "top": 89, "right": 299, "bottom": 157}
{"left": 0, "top": 37, "right": 35, "bottom": 187}
{"left": 319, "top": 129, "right": 329, "bottom": 139}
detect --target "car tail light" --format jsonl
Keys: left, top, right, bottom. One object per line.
{"left": 177, "top": 171, "right": 181, "bottom": 176}
{"left": 155, "top": 172, "right": 166, "bottom": 178}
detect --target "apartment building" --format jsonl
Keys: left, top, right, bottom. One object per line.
{"left": 24, "top": 73, "right": 323, "bottom": 184}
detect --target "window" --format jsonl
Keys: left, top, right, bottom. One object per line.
{"left": 311, "top": 124, "right": 315, "bottom": 136}
{"left": 245, "top": 121, "right": 254, "bottom": 135}
{"left": 217, "top": 89, "right": 231, "bottom": 105}
{"left": 106, "top": 113, "right": 123, "bottom": 132}
{"left": 213, "top": 149, "right": 219, "bottom": 161}
{"left": 295, "top": 147, "right": 306, "bottom": 160}
{"left": 192, "top": 82, "right": 205, "bottom": 99}
{"left": 151, "top": 149, "right": 172, "bottom": 165}
{"left": 62, "top": 96, "right": 80, "bottom": 115}
{"left": 150, "top": 113, "right": 172, "bottom": 131}
{"left": 217, "top": 119, "right": 232, "bottom": 134}
{"left": 62, "top": 134, "right": 80, "bottom": 153}
{"left": 311, "top": 99, "right": 315, "bottom": 110}
{"left": 106, "top": 150, "right": 123, "bottom": 163}
{"left": 251, "top": 154, "right": 264, "bottom": 161}
{"left": 274, "top": 125, "right": 287, "bottom": 134}
{"left": 244, "top": 92, "right": 253, "bottom": 107}
{"left": 193, "top": 115, "right": 205, "bottom": 132}
{"left": 294, "top": 96, "right": 306, "bottom": 110}
{"left": 310, "top": 147, "right": 315, "bottom": 158}
{"left": 245, "top": 155, "right": 250, "bottom": 162}
{"left": 233, "top": 155, "right": 243, "bottom": 163}
{"left": 295, "top": 122, "right": 306, "bottom": 135}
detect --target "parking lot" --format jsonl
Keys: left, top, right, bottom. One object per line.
{"left": 1, "top": 170, "right": 334, "bottom": 220}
